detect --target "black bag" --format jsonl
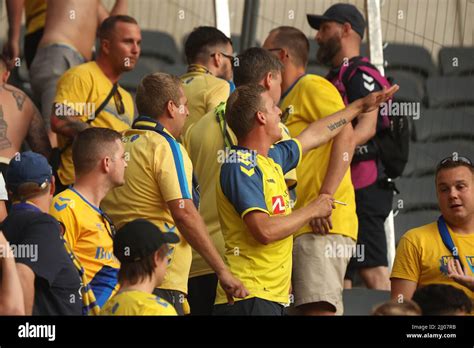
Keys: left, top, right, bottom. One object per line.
{"left": 342, "top": 59, "right": 409, "bottom": 178}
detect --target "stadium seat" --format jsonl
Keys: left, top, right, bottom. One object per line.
{"left": 160, "top": 63, "right": 187, "bottom": 76}
{"left": 342, "top": 288, "right": 390, "bottom": 315}
{"left": 394, "top": 209, "right": 440, "bottom": 244}
{"left": 394, "top": 176, "right": 438, "bottom": 212}
{"left": 439, "top": 47, "right": 474, "bottom": 76}
{"left": 140, "top": 30, "right": 181, "bottom": 65}
{"left": 426, "top": 76, "right": 474, "bottom": 108}
{"left": 412, "top": 107, "right": 474, "bottom": 142}
{"left": 387, "top": 70, "right": 425, "bottom": 103}
{"left": 230, "top": 35, "right": 261, "bottom": 54}
{"left": 383, "top": 43, "right": 437, "bottom": 78}
{"left": 403, "top": 140, "right": 474, "bottom": 177}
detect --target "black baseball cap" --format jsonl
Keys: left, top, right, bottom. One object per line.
{"left": 307, "top": 3, "right": 366, "bottom": 39}
{"left": 113, "top": 219, "right": 180, "bottom": 263}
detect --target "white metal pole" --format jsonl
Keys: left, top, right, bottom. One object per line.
{"left": 214, "top": 0, "right": 232, "bottom": 38}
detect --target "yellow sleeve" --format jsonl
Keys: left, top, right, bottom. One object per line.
{"left": 206, "top": 80, "right": 230, "bottom": 114}
{"left": 154, "top": 142, "right": 193, "bottom": 202}
{"left": 301, "top": 77, "right": 345, "bottom": 121}
{"left": 391, "top": 234, "right": 421, "bottom": 282}
{"left": 278, "top": 123, "right": 297, "bottom": 184}
{"left": 54, "top": 70, "right": 93, "bottom": 120}
{"left": 50, "top": 197, "right": 79, "bottom": 250}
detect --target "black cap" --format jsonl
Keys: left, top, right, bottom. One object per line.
{"left": 113, "top": 219, "right": 180, "bottom": 263}
{"left": 307, "top": 3, "right": 366, "bottom": 39}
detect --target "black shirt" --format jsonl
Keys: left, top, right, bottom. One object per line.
{"left": 2, "top": 204, "right": 83, "bottom": 315}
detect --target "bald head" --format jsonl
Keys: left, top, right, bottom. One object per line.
{"left": 266, "top": 26, "right": 310, "bottom": 68}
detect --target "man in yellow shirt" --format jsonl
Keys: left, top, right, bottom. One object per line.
{"left": 183, "top": 47, "right": 297, "bottom": 315}
{"left": 51, "top": 127, "right": 127, "bottom": 309}
{"left": 180, "top": 26, "right": 234, "bottom": 135}
{"left": 213, "top": 82, "right": 396, "bottom": 315}
{"left": 391, "top": 155, "right": 474, "bottom": 304}
{"left": 101, "top": 219, "right": 179, "bottom": 316}
{"left": 101, "top": 72, "right": 248, "bottom": 315}
{"left": 51, "top": 15, "right": 141, "bottom": 190}
{"left": 264, "top": 26, "right": 381, "bottom": 315}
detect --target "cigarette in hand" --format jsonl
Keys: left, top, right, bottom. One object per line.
{"left": 333, "top": 200, "right": 347, "bottom": 206}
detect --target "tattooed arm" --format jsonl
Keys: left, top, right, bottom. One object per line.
{"left": 26, "top": 100, "right": 52, "bottom": 160}
{"left": 50, "top": 104, "right": 90, "bottom": 138}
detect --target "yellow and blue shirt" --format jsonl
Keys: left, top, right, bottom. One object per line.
{"left": 280, "top": 74, "right": 358, "bottom": 241}
{"left": 180, "top": 64, "right": 230, "bottom": 136}
{"left": 50, "top": 187, "right": 120, "bottom": 308}
{"left": 215, "top": 139, "right": 302, "bottom": 305}
{"left": 101, "top": 290, "right": 178, "bottom": 316}
{"left": 392, "top": 221, "right": 474, "bottom": 302}
{"left": 182, "top": 102, "right": 298, "bottom": 278}
{"left": 54, "top": 61, "right": 135, "bottom": 185}
{"left": 101, "top": 116, "right": 194, "bottom": 295}
{"left": 25, "top": 0, "right": 46, "bottom": 34}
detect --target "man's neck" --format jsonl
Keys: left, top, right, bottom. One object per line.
{"left": 190, "top": 62, "right": 219, "bottom": 77}
{"left": 445, "top": 215, "right": 474, "bottom": 235}
{"left": 73, "top": 177, "right": 109, "bottom": 207}
{"left": 238, "top": 133, "right": 272, "bottom": 158}
{"left": 96, "top": 56, "right": 121, "bottom": 84}
{"left": 119, "top": 278, "right": 156, "bottom": 294}
{"left": 26, "top": 198, "right": 50, "bottom": 214}
{"left": 331, "top": 46, "right": 360, "bottom": 68}
{"left": 281, "top": 64, "right": 306, "bottom": 97}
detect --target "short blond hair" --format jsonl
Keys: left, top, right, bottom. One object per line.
{"left": 372, "top": 299, "right": 421, "bottom": 316}
{"left": 136, "top": 73, "right": 182, "bottom": 118}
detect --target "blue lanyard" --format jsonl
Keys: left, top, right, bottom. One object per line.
{"left": 437, "top": 215, "right": 464, "bottom": 271}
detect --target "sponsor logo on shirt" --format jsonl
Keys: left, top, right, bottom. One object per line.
{"left": 95, "top": 247, "right": 114, "bottom": 260}
{"left": 272, "top": 195, "right": 286, "bottom": 215}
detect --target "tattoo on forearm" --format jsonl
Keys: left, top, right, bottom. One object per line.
{"left": 0, "top": 106, "right": 12, "bottom": 150}
{"left": 3, "top": 84, "right": 25, "bottom": 111}
{"left": 327, "top": 118, "right": 347, "bottom": 131}
{"left": 27, "top": 111, "right": 52, "bottom": 159}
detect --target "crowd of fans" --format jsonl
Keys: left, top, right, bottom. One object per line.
{"left": 0, "top": 1, "right": 473, "bottom": 317}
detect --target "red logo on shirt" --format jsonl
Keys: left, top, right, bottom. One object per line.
{"left": 272, "top": 196, "right": 286, "bottom": 214}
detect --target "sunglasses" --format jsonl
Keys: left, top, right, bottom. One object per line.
{"left": 211, "top": 51, "right": 237, "bottom": 65}
{"left": 101, "top": 211, "right": 117, "bottom": 239}
{"left": 114, "top": 89, "right": 125, "bottom": 115}
{"left": 436, "top": 155, "right": 473, "bottom": 171}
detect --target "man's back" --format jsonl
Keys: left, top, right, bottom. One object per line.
{"left": 40, "top": 0, "right": 102, "bottom": 61}
{"left": 102, "top": 124, "right": 194, "bottom": 294}
{"left": 280, "top": 74, "right": 357, "bottom": 239}
{"left": 0, "top": 83, "right": 50, "bottom": 162}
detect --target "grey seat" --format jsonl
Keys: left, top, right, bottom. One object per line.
{"left": 160, "top": 63, "right": 187, "bottom": 76}
{"left": 388, "top": 70, "right": 425, "bottom": 103}
{"left": 342, "top": 288, "right": 390, "bottom": 315}
{"left": 141, "top": 30, "right": 180, "bottom": 65}
{"left": 413, "top": 107, "right": 474, "bottom": 142}
{"left": 439, "top": 47, "right": 474, "bottom": 76}
{"left": 306, "top": 64, "right": 329, "bottom": 77}
{"left": 308, "top": 39, "right": 320, "bottom": 65}
{"left": 394, "top": 209, "right": 440, "bottom": 244}
{"left": 383, "top": 43, "right": 437, "bottom": 78}
{"left": 426, "top": 76, "right": 474, "bottom": 108}
{"left": 403, "top": 140, "right": 474, "bottom": 177}
{"left": 120, "top": 59, "right": 157, "bottom": 93}
{"left": 394, "top": 177, "right": 438, "bottom": 212}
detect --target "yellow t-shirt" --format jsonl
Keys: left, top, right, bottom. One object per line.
{"left": 391, "top": 221, "right": 474, "bottom": 301}
{"left": 54, "top": 61, "right": 135, "bottom": 186}
{"left": 101, "top": 290, "right": 178, "bottom": 316}
{"left": 280, "top": 74, "right": 358, "bottom": 240}
{"left": 182, "top": 103, "right": 297, "bottom": 278}
{"left": 25, "top": 0, "right": 46, "bottom": 34}
{"left": 180, "top": 65, "right": 230, "bottom": 136}
{"left": 50, "top": 187, "right": 120, "bottom": 308}
{"left": 214, "top": 139, "right": 302, "bottom": 305}
{"left": 101, "top": 117, "right": 193, "bottom": 295}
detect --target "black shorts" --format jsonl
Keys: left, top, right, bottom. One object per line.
{"left": 345, "top": 180, "right": 393, "bottom": 280}
{"left": 187, "top": 273, "right": 217, "bottom": 315}
{"left": 24, "top": 28, "right": 44, "bottom": 69}
{"left": 153, "top": 288, "right": 187, "bottom": 316}
{"left": 213, "top": 297, "right": 285, "bottom": 316}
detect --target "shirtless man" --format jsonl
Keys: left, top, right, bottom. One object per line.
{"left": 29, "top": 0, "right": 128, "bottom": 147}
{"left": 0, "top": 56, "right": 51, "bottom": 179}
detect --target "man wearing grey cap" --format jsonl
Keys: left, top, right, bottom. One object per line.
{"left": 307, "top": 3, "right": 394, "bottom": 290}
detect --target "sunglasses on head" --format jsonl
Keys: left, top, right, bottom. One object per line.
{"left": 436, "top": 155, "right": 473, "bottom": 171}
